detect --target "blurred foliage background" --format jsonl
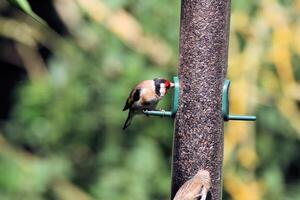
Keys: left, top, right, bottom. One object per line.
{"left": 0, "top": 0, "right": 300, "bottom": 200}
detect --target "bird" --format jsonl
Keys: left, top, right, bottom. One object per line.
{"left": 122, "top": 78, "right": 174, "bottom": 130}
{"left": 173, "top": 169, "right": 211, "bottom": 200}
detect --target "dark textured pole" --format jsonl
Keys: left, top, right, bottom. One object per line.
{"left": 171, "top": 0, "right": 231, "bottom": 199}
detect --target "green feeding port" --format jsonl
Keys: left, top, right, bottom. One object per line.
{"left": 222, "top": 79, "right": 256, "bottom": 121}
{"left": 143, "top": 77, "right": 256, "bottom": 121}
{"left": 143, "top": 76, "right": 179, "bottom": 118}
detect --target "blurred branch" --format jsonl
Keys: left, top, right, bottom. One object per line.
{"left": 15, "top": 43, "right": 48, "bottom": 80}
{"left": 52, "top": 178, "right": 95, "bottom": 200}
{"left": 0, "top": 17, "right": 40, "bottom": 47}
{"left": 53, "top": 0, "right": 81, "bottom": 32}
{"left": 0, "top": 134, "right": 35, "bottom": 160}
{"left": 74, "top": 0, "right": 172, "bottom": 66}
{"left": 0, "top": 13, "right": 51, "bottom": 78}
{"left": 0, "top": 15, "right": 61, "bottom": 49}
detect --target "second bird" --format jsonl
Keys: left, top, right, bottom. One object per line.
{"left": 122, "top": 78, "right": 174, "bottom": 130}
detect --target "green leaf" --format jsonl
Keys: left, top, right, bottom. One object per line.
{"left": 7, "top": 0, "right": 47, "bottom": 25}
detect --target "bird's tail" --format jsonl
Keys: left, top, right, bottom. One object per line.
{"left": 122, "top": 111, "right": 134, "bottom": 130}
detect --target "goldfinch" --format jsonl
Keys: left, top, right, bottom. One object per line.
{"left": 173, "top": 169, "right": 211, "bottom": 200}
{"left": 122, "top": 78, "right": 174, "bottom": 130}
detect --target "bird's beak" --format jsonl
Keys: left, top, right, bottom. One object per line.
{"left": 170, "top": 82, "right": 175, "bottom": 88}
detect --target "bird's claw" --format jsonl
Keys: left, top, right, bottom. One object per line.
{"left": 159, "top": 109, "right": 165, "bottom": 118}
{"left": 143, "top": 109, "right": 149, "bottom": 117}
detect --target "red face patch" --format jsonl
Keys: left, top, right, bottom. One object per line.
{"left": 164, "top": 80, "right": 171, "bottom": 88}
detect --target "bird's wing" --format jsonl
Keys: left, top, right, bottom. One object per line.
{"left": 140, "top": 87, "right": 159, "bottom": 105}
{"left": 173, "top": 179, "right": 203, "bottom": 200}
{"left": 123, "top": 88, "right": 141, "bottom": 111}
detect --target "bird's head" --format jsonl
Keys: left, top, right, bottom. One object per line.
{"left": 164, "top": 79, "right": 175, "bottom": 90}
{"left": 154, "top": 78, "right": 175, "bottom": 96}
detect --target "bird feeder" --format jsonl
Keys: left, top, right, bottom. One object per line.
{"left": 143, "top": 76, "right": 256, "bottom": 122}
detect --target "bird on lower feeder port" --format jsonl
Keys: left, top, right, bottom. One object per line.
{"left": 173, "top": 169, "right": 211, "bottom": 200}
{"left": 122, "top": 78, "right": 174, "bottom": 130}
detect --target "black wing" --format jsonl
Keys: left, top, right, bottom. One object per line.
{"left": 122, "top": 88, "right": 141, "bottom": 111}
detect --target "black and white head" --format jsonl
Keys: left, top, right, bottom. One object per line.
{"left": 153, "top": 78, "right": 174, "bottom": 97}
